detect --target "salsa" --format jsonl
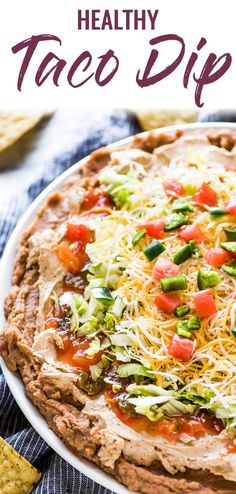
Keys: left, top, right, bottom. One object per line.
{"left": 81, "top": 187, "right": 113, "bottom": 212}
{"left": 45, "top": 305, "right": 103, "bottom": 372}
{"left": 105, "top": 389, "right": 224, "bottom": 442}
{"left": 56, "top": 188, "right": 113, "bottom": 274}
{"left": 56, "top": 333, "right": 103, "bottom": 371}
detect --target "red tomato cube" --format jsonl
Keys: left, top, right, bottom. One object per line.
{"left": 193, "top": 183, "right": 217, "bottom": 207}
{"left": 205, "top": 247, "right": 230, "bottom": 268}
{"left": 57, "top": 242, "right": 89, "bottom": 274}
{"left": 163, "top": 180, "right": 185, "bottom": 198}
{"left": 152, "top": 257, "right": 179, "bottom": 281}
{"left": 67, "top": 223, "right": 93, "bottom": 244}
{"left": 179, "top": 224, "right": 205, "bottom": 242}
{"left": 168, "top": 334, "right": 194, "bottom": 362}
{"left": 155, "top": 293, "right": 181, "bottom": 314}
{"left": 193, "top": 289, "right": 217, "bottom": 318}
{"left": 137, "top": 219, "right": 165, "bottom": 239}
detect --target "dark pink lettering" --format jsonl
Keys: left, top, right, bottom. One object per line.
{"left": 12, "top": 34, "right": 61, "bottom": 91}
{"left": 137, "top": 34, "right": 185, "bottom": 87}
{"left": 35, "top": 53, "right": 66, "bottom": 86}
{"left": 67, "top": 52, "right": 94, "bottom": 87}
{"left": 194, "top": 52, "right": 232, "bottom": 107}
{"left": 95, "top": 50, "right": 119, "bottom": 86}
{"left": 183, "top": 37, "right": 207, "bottom": 88}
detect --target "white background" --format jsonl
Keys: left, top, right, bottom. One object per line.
{"left": 0, "top": 0, "right": 235, "bottom": 109}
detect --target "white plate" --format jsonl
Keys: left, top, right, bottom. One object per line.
{"left": 1, "top": 122, "right": 236, "bottom": 494}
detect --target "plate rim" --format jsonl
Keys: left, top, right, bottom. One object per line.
{"left": 1, "top": 121, "right": 236, "bottom": 494}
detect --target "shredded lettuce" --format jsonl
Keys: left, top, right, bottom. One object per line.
{"left": 111, "top": 347, "right": 131, "bottom": 362}
{"left": 110, "top": 296, "right": 125, "bottom": 317}
{"left": 79, "top": 316, "right": 100, "bottom": 335}
{"left": 180, "top": 391, "right": 210, "bottom": 406}
{"left": 160, "top": 399, "right": 196, "bottom": 417}
{"left": 214, "top": 405, "right": 236, "bottom": 420}
{"left": 226, "top": 417, "right": 236, "bottom": 430}
{"left": 92, "top": 262, "right": 103, "bottom": 272}
{"left": 59, "top": 292, "right": 88, "bottom": 333}
{"left": 86, "top": 338, "right": 101, "bottom": 358}
{"left": 109, "top": 333, "right": 133, "bottom": 347}
{"left": 99, "top": 169, "right": 130, "bottom": 186}
{"left": 104, "top": 312, "right": 118, "bottom": 330}
{"left": 127, "top": 395, "right": 173, "bottom": 421}
{"left": 117, "top": 364, "right": 152, "bottom": 379}
{"left": 99, "top": 170, "right": 135, "bottom": 209}
{"left": 100, "top": 338, "right": 111, "bottom": 350}
{"left": 123, "top": 384, "right": 196, "bottom": 422}
{"left": 90, "top": 363, "right": 103, "bottom": 381}
{"left": 112, "top": 384, "right": 122, "bottom": 393}
{"left": 127, "top": 383, "right": 177, "bottom": 397}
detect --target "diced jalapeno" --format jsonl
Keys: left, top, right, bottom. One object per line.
{"left": 90, "top": 287, "right": 114, "bottom": 304}
{"left": 173, "top": 244, "right": 192, "bottom": 265}
{"left": 176, "top": 320, "right": 191, "bottom": 338}
{"left": 172, "top": 198, "right": 194, "bottom": 213}
{"left": 224, "top": 227, "right": 236, "bottom": 241}
{"left": 132, "top": 229, "right": 146, "bottom": 246}
{"left": 160, "top": 275, "right": 187, "bottom": 292}
{"left": 174, "top": 305, "right": 190, "bottom": 317}
{"left": 220, "top": 242, "right": 236, "bottom": 254}
{"left": 222, "top": 261, "right": 236, "bottom": 277}
{"left": 209, "top": 207, "right": 228, "bottom": 218}
{"left": 143, "top": 240, "right": 166, "bottom": 261}
{"left": 177, "top": 327, "right": 192, "bottom": 338}
{"left": 188, "top": 240, "right": 203, "bottom": 258}
{"left": 164, "top": 213, "right": 189, "bottom": 232}
{"left": 232, "top": 327, "right": 236, "bottom": 338}
{"left": 197, "top": 270, "right": 220, "bottom": 290}
{"left": 187, "top": 315, "right": 201, "bottom": 330}
{"left": 176, "top": 316, "right": 200, "bottom": 337}
{"left": 77, "top": 371, "right": 104, "bottom": 396}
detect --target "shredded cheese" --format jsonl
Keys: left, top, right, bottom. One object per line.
{"left": 84, "top": 141, "right": 236, "bottom": 407}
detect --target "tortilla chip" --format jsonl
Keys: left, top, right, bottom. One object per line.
{"left": 0, "top": 437, "right": 41, "bottom": 494}
{"left": 0, "top": 111, "right": 46, "bottom": 153}
{"left": 136, "top": 109, "right": 198, "bottom": 130}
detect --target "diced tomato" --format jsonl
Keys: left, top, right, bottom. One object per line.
{"left": 205, "top": 247, "right": 230, "bottom": 268}
{"left": 152, "top": 257, "right": 179, "bottom": 281}
{"left": 163, "top": 179, "right": 185, "bottom": 198}
{"left": 179, "top": 224, "right": 205, "bottom": 242}
{"left": 81, "top": 187, "right": 112, "bottom": 212}
{"left": 155, "top": 293, "right": 181, "bottom": 315}
{"left": 137, "top": 219, "right": 165, "bottom": 239}
{"left": 193, "top": 289, "right": 217, "bottom": 318}
{"left": 193, "top": 183, "right": 217, "bottom": 207}
{"left": 72, "top": 339, "right": 103, "bottom": 370}
{"left": 224, "top": 199, "right": 236, "bottom": 215}
{"left": 57, "top": 336, "right": 103, "bottom": 371}
{"left": 56, "top": 242, "right": 89, "bottom": 274}
{"left": 168, "top": 334, "right": 194, "bottom": 362}
{"left": 67, "top": 223, "right": 93, "bottom": 244}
